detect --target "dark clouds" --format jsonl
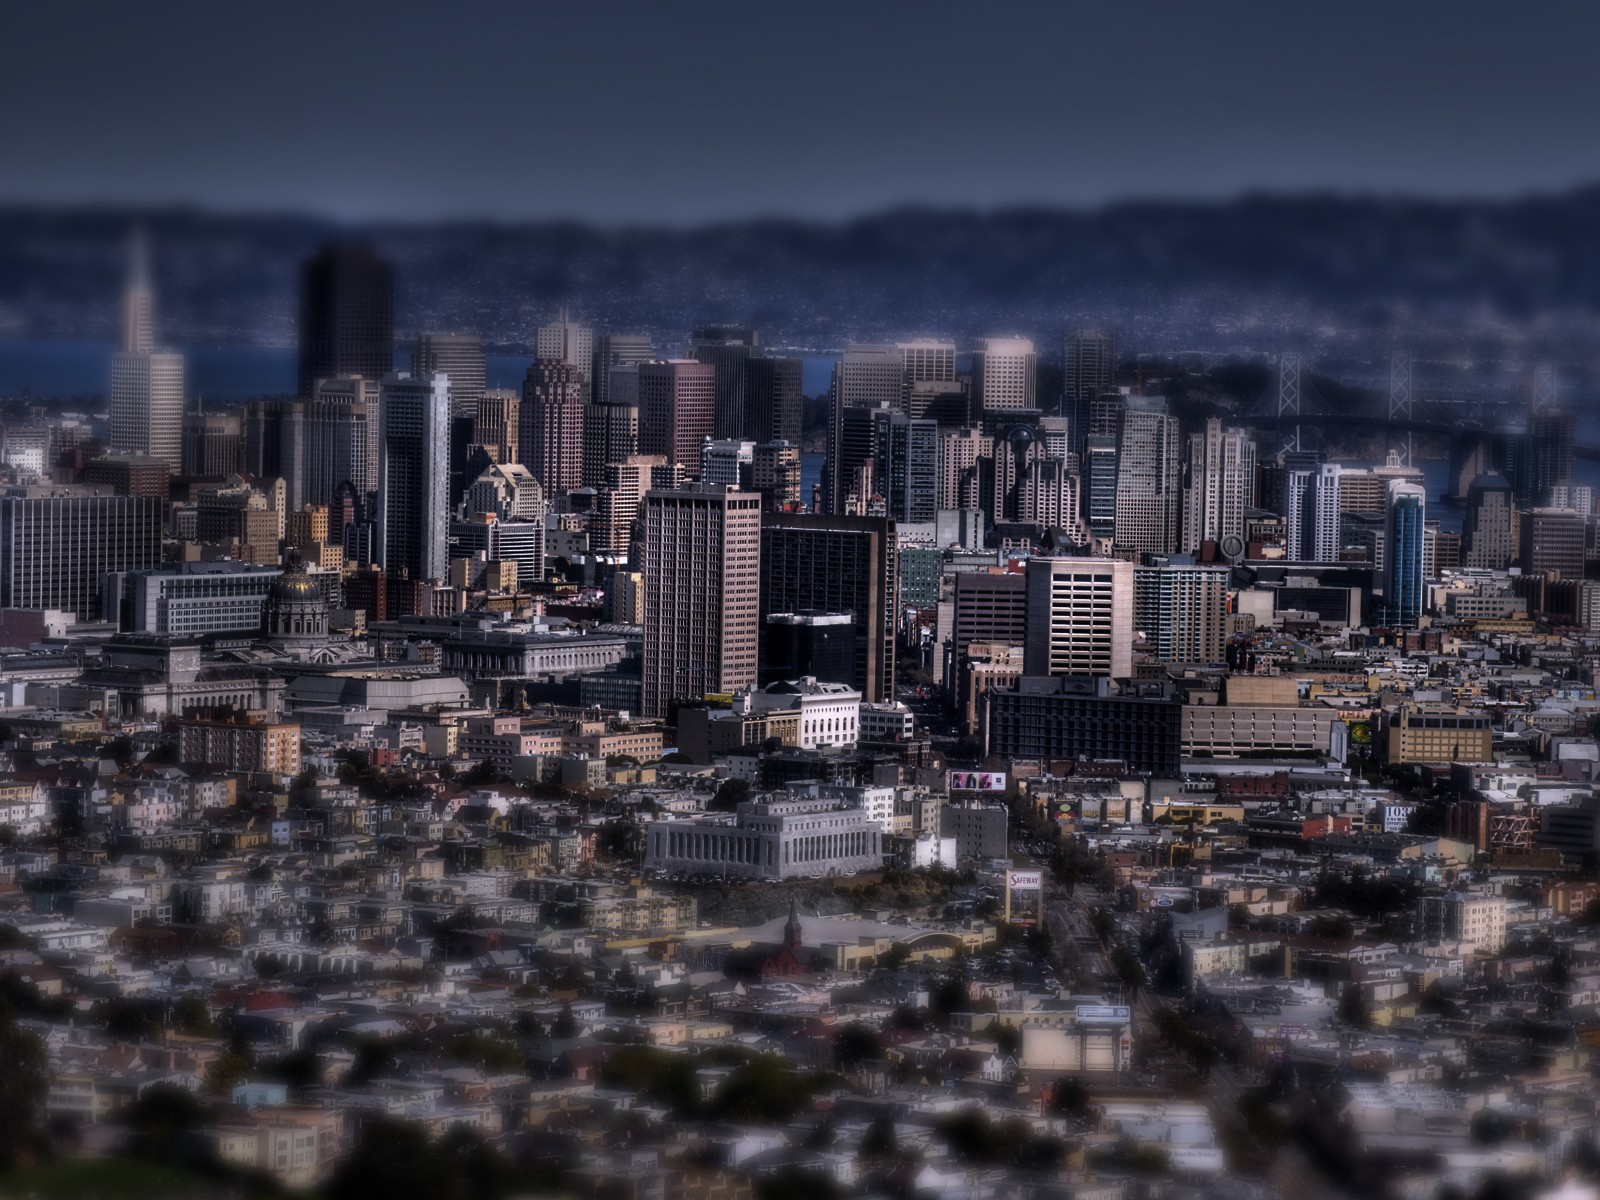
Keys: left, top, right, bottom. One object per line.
{"left": 3, "top": 0, "right": 1595, "bottom": 223}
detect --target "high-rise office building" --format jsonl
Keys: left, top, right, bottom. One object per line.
{"left": 691, "top": 327, "right": 760, "bottom": 440}
{"left": 752, "top": 441, "right": 802, "bottom": 510}
{"left": 743, "top": 355, "right": 804, "bottom": 446}
{"left": 939, "top": 427, "right": 992, "bottom": 512}
{"left": 1520, "top": 507, "right": 1586, "bottom": 579}
{"left": 521, "top": 359, "right": 586, "bottom": 499}
{"left": 759, "top": 512, "right": 897, "bottom": 702}
{"left": 701, "top": 440, "right": 755, "bottom": 490}
{"left": 1023, "top": 556, "right": 1135, "bottom": 679}
{"left": 108, "top": 235, "right": 184, "bottom": 472}
{"left": 0, "top": 486, "right": 162, "bottom": 619}
{"left": 414, "top": 333, "right": 486, "bottom": 419}
{"left": 377, "top": 372, "right": 450, "bottom": 584}
{"left": 594, "top": 455, "right": 667, "bottom": 559}
{"left": 640, "top": 486, "right": 762, "bottom": 718}
{"left": 1084, "top": 435, "right": 1119, "bottom": 542}
{"left": 297, "top": 244, "right": 394, "bottom": 396}
{"left": 1383, "top": 480, "right": 1427, "bottom": 628}
{"left": 1521, "top": 411, "right": 1574, "bottom": 506}
{"left": 1181, "top": 419, "right": 1256, "bottom": 553}
{"left": 591, "top": 334, "right": 654, "bottom": 405}
{"left": 1064, "top": 329, "right": 1117, "bottom": 452}
{"left": 899, "top": 340, "right": 957, "bottom": 391}
{"left": 972, "top": 337, "right": 1037, "bottom": 412}
{"left": 582, "top": 387, "right": 640, "bottom": 488}
{"left": 1112, "top": 400, "right": 1180, "bottom": 557}
{"left": 313, "top": 376, "right": 382, "bottom": 497}
{"left": 874, "top": 410, "right": 939, "bottom": 525}
{"left": 474, "top": 390, "right": 520, "bottom": 466}
{"left": 1018, "top": 456, "right": 1083, "bottom": 534}
{"left": 1463, "top": 473, "right": 1517, "bottom": 569}
{"left": 1310, "top": 463, "right": 1344, "bottom": 562}
{"left": 181, "top": 411, "right": 243, "bottom": 479}
{"left": 1134, "top": 560, "right": 1230, "bottom": 664}
{"left": 242, "top": 400, "right": 310, "bottom": 511}
{"left": 638, "top": 360, "right": 716, "bottom": 472}
{"left": 827, "top": 345, "right": 902, "bottom": 513}
{"left": 535, "top": 309, "right": 593, "bottom": 395}
{"left": 304, "top": 392, "right": 374, "bottom": 506}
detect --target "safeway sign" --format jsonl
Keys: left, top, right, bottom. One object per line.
{"left": 1007, "top": 869, "right": 1043, "bottom": 892}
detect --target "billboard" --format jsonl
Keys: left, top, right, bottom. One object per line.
{"left": 1006, "top": 869, "right": 1043, "bottom": 892}
{"left": 1074, "top": 1004, "right": 1132, "bottom": 1024}
{"left": 949, "top": 770, "right": 1006, "bottom": 792}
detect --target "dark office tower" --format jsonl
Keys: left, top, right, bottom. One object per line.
{"left": 520, "top": 360, "right": 586, "bottom": 500}
{"left": 638, "top": 360, "right": 716, "bottom": 472}
{"left": 759, "top": 512, "right": 897, "bottom": 703}
{"left": 297, "top": 244, "right": 394, "bottom": 396}
{"left": 182, "top": 411, "right": 243, "bottom": 479}
{"left": 761, "top": 613, "right": 856, "bottom": 687}
{"left": 743, "top": 355, "right": 803, "bottom": 446}
{"left": 0, "top": 487, "right": 162, "bottom": 620}
{"left": 591, "top": 334, "right": 653, "bottom": 405}
{"left": 1528, "top": 411, "right": 1574, "bottom": 502}
{"left": 1083, "top": 434, "right": 1119, "bottom": 541}
{"left": 753, "top": 441, "right": 802, "bottom": 510}
{"left": 1064, "top": 329, "right": 1116, "bottom": 452}
{"left": 583, "top": 393, "right": 640, "bottom": 489}
{"left": 873, "top": 410, "right": 939, "bottom": 525}
{"left": 242, "top": 399, "right": 310, "bottom": 510}
{"left": 377, "top": 372, "right": 450, "bottom": 583}
{"left": 1520, "top": 507, "right": 1586, "bottom": 579}
{"left": 690, "top": 327, "right": 761, "bottom": 440}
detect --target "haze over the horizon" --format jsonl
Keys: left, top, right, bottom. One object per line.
{"left": 6, "top": 0, "right": 1598, "bottom": 225}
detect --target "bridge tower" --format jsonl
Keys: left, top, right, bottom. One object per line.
{"left": 1531, "top": 363, "right": 1557, "bottom": 414}
{"left": 1388, "top": 352, "right": 1413, "bottom": 466}
{"left": 1276, "top": 352, "right": 1301, "bottom": 452}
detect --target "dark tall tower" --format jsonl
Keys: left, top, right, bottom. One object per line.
{"left": 1064, "top": 329, "right": 1117, "bottom": 455}
{"left": 691, "top": 327, "right": 760, "bottom": 440}
{"left": 759, "top": 512, "right": 897, "bottom": 703}
{"left": 743, "top": 355, "right": 803, "bottom": 446}
{"left": 297, "top": 244, "right": 395, "bottom": 397}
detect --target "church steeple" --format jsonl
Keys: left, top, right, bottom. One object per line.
{"left": 783, "top": 899, "right": 802, "bottom": 950}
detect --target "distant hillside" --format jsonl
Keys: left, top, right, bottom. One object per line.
{"left": 4, "top": 190, "right": 1600, "bottom": 357}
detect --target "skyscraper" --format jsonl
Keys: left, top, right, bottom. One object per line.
{"left": 108, "top": 233, "right": 184, "bottom": 472}
{"left": 1133, "top": 560, "right": 1230, "bottom": 664}
{"left": 582, "top": 384, "right": 640, "bottom": 488}
{"left": 414, "top": 333, "right": 486, "bottom": 420}
{"left": 759, "top": 512, "right": 897, "bottom": 702}
{"left": 474, "top": 389, "right": 521, "bottom": 466}
{"left": 535, "top": 309, "right": 594, "bottom": 396}
{"left": 1463, "top": 473, "right": 1517, "bottom": 569}
{"left": 640, "top": 486, "right": 762, "bottom": 718}
{"left": 595, "top": 455, "right": 666, "bottom": 559}
{"left": 1181, "top": 418, "right": 1256, "bottom": 553}
{"left": 591, "top": 333, "right": 654, "bottom": 405}
{"left": 377, "top": 372, "right": 450, "bottom": 584}
{"left": 1383, "top": 480, "right": 1426, "bottom": 628}
{"left": 743, "top": 355, "right": 804, "bottom": 446}
{"left": 1519, "top": 507, "right": 1586, "bottom": 579}
{"left": 520, "top": 359, "right": 586, "bottom": 499}
{"left": 827, "top": 345, "right": 902, "bottom": 513}
{"left": 1022, "top": 556, "right": 1135, "bottom": 679}
{"left": 0, "top": 486, "right": 162, "bottom": 620}
{"left": 313, "top": 376, "right": 382, "bottom": 497}
{"left": 638, "top": 360, "right": 716, "bottom": 472}
{"left": 1064, "top": 329, "right": 1117, "bottom": 452}
{"left": 1112, "top": 399, "right": 1180, "bottom": 557}
{"left": 1310, "top": 463, "right": 1344, "bottom": 562}
{"left": 242, "top": 400, "right": 310, "bottom": 510}
{"left": 972, "top": 337, "right": 1037, "bottom": 413}
{"left": 691, "top": 327, "right": 760, "bottom": 440}
{"left": 182, "top": 411, "right": 243, "bottom": 479}
{"left": 297, "top": 244, "right": 394, "bottom": 396}
{"left": 874, "top": 410, "right": 939, "bottom": 525}
{"left": 1083, "top": 435, "right": 1119, "bottom": 542}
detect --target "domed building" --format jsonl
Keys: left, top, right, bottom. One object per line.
{"left": 261, "top": 551, "right": 330, "bottom": 653}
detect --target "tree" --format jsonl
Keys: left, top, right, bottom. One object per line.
{"left": 125, "top": 1082, "right": 205, "bottom": 1163}
{"left": 327, "top": 1117, "right": 447, "bottom": 1200}
{"left": 1049, "top": 1076, "right": 1091, "bottom": 1122}
{"left": 709, "top": 778, "right": 751, "bottom": 812}
{"left": 0, "top": 1019, "right": 48, "bottom": 1169}
{"left": 709, "top": 1059, "right": 815, "bottom": 1124}
{"left": 204, "top": 1050, "right": 253, "bottom": 1097}
{"left": 860, "top": 1111, "right": 899, "bottom": 1159}
{"left": 551, "top": 1002, "right": 578, "bottom": 1039}
{"left": 833, "top": 1022, "right": 882, "bottom": 1069}
{"left": 172, "top": 995, "right": 216, "bottom": 1038}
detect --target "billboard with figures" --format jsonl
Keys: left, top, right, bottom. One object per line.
{"left": 949, "top": 771, "right": 1006, "bottom": 792}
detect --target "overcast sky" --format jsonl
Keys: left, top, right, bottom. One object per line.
{"left": 5, "top": 0, "right": 1597, "bottom": 225}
